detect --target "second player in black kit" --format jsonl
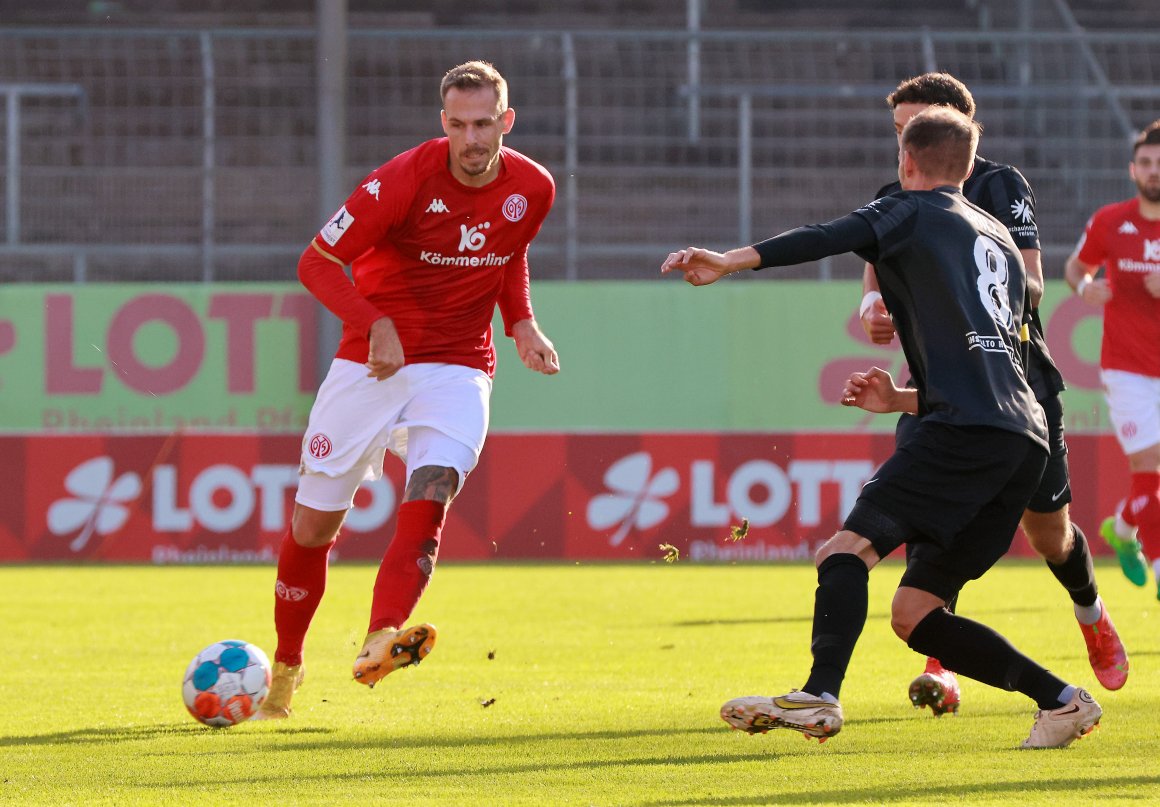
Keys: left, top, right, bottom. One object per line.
{"left": 661, "top": 105, "right": 1102, "bottom": 749}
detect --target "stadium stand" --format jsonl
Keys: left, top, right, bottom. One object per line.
{"left": 0, "top": 1, "right": 1157, "bottom": 281}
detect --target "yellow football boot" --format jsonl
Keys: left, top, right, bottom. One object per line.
{"left": 254, "top": 661, "right": 305, "bottom": 720}
{"left": 352, "top": 624, "right": 437, "bottom": 688}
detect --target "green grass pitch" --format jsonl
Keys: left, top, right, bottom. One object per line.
{"left": 2, "top": 561, "right": 1158, "bottom": 805}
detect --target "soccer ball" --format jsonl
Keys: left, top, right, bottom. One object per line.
{"left": 182, "top": 640, "right": 272, "bottom": 727}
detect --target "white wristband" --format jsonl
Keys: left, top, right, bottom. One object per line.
{"left": 859, "top": 290, "right": 883, "bottom": 319}
{"left": 1076, "top": 275, "right": 1092, "bottom": 297}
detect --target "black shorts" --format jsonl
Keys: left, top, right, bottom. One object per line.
{"left": 1024, "top": 393, "right": 1071, "bottom": 513}
{"left": 845, "top": 421, "right": 1048, "bottom": 601}
{"left": 895, "top": 395, "right": 1069, "bottom": 514}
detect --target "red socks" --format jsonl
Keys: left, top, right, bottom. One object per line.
{"left": 272, "top": 529, "right": 334, "bottom": 666}
{"left": 271, "top": 500, "right": 447, "bottom": 662}
{"left": 368, "top": 499, "right": 447, "bottom": 633}
{"left": 1122, "top": 471, "right": 1160, "bottom": 558}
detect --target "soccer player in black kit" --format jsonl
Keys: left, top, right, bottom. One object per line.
{"left": 661, "top": 106, "right": 1102, "bottom": 749}
{"left": 855, "top": 74, "right": 1127, "bottom": 717}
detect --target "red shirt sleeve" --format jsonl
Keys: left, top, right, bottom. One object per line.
{"left": 300, "top": 156, "right": 417, "bottom": 337}
{"left": 297, "top": 242, "right": 384, "bottom": 338}
{"left": 497, "top": 246, "right": 533, "bottom": 335}
{"left": 315, "top": 160, "right": 411, "bottom": 265}
{"left": 1076, "top": 211, "right": 1107, "bottom": 267}
{"left": 496, "top": 177, "right": 554, "bottom": 334}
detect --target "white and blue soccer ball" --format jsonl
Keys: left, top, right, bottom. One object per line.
{"left": 182, "top": 640, "right": 272, "bottom": 727}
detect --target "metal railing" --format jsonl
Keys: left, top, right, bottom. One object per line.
{"left": 1, "top": 26, "right": 1158, "bottom": 282}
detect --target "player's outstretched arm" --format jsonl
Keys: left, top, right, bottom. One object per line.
{"left": 366, "top": 317, "right": 405, "bottom": 380}
{"left": 511, "top": 318, "right": 560, "bottom": 375}
{"left": 840, "top": 367, "right": 917, "bottom": 415}
{"left": 660, "top": 246, "right": 759, "bottom": 286}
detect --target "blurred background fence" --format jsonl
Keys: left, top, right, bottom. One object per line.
{"left": 1, "top": 0, "right": 1159, "bottom": 283}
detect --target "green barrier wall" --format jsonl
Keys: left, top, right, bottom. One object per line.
{"left": 0, "top": 281, "right": 1106, "bottom": 434}
{"left": 491, "top": 279, "right": 1107, "bottom": 433}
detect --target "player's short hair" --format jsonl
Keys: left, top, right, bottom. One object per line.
{"left": 440, "top": 61, "right": 508, "bottom": 111}
{"left": 901, "top": 106, "right": 981, "bottom": 183}
{"left": 887, "top": 73, "right": 976, "bottom": 118}
{"left": 1133, "top": 119, "right": 1160, "bottom": 156}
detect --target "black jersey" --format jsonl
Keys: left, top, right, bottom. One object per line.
{"left": 853, "top": 189, "right": 1047, "bottom": 447}
{"left": 749, "top": 188, "right": 1048, "bottom": 449}
{"left": 875, "top": 155, "right": 1064, "bottom": 401}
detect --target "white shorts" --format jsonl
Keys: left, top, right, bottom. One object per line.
{"left": 1101, "top": 368, "right": 1160, "bottom": 455}
{"left": 295, "top": 360, "right": 491, "bottom": 511}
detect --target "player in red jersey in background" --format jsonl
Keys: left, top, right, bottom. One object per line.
{"left": 256, "top": 61, "right": 559, "bottom": 719}
{"left": 1066, "top": 119, "right": 1160, "bottom": 600}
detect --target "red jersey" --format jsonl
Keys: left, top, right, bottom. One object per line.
{"left": 1075, "top": 198, "right": 1160, "bottom": 377}
{"left": 305, "top": 138, "right": 555, "bottom": 376}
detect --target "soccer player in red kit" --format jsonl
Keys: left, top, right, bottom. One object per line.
{"left": 1066, "top": 119, "right": 1160, "bottom": 600}
{"left": 256, "top": 61, "right": 559, "bottom": 719}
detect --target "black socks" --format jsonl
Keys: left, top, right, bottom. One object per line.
{"left": 1045, "top": 524, "right": 1098, "bottom": 608}
{"left": 908, "top": 607, "right": 1069, "bottom": 709}
{"left": 802, "top": 553, "right": 869, "bottom": 699}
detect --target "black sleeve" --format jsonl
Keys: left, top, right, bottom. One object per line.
{"left": 974, "top": 166, "right": 1040, "bottom": 251}
{"left": 750, "top": 212, "right": 878, "bottom": 270}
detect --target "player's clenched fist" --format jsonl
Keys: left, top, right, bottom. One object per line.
{"left": 365, "top": 317, "right": 405, "bottom": 380}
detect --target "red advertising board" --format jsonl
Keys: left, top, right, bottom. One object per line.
{"left": 0, "top": 433, "right": 1130, "bottom": 563}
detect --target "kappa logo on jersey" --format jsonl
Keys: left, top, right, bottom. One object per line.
{"left": 458, "top": 222, "right": 491, "bottom": 252}
{"left": 1010, "top": 198, "right": 1034, "bottom": 225}
{"left": 320, "top": 206, "right": 354, "bottom": 246}
{"left": 426, "top": 198, "right": 451, "bottom": 214}
{"left": 362, "top": 179, "right": 381, "bottom": 200}
{"left": 503, "top": 194, "right": 528, "bottom": 222}
{"left": 1118, "top": 220, "right": 1139, "bottom": 235}
{"left": 1144, "top": 238, "right": 1160, "bottom": 262}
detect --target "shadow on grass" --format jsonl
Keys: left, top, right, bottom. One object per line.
{"left": 162, "top": 715, "right": 920, "bottom": 762}
{"left": 132, "top": 740, "right": 884, "bottom": 790}
{"left": 673, "top": 613, "right": 885, "bottom": 628}
{"left": 674, "top": 605, "right": 1044, "bottom": 628}
{"left": 639, "top": 773, "right": 1160, "bottom": 806}
{"left": 0, "top": 724, "right": 335, "bottom": 748}
{"left": 1122, "top": 648, "right": 1160, "bottom": 658}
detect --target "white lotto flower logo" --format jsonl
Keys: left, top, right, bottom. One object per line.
{"left": 47, "top": 457, "right": 142, "bottom": 552}
{"left": 586, "top": 452, "right": 678, "bottom": 547}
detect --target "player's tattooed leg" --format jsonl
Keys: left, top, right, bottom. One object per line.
{"left": 403, "top": 465, "right": 460, "bottom": 504}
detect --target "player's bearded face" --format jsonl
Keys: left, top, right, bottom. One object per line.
{"left": 442, "top": 86, "right": 512, "bottom": 182}
{"left": 1132, "top": 146, "right": 1160, "bottom": 203}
